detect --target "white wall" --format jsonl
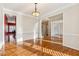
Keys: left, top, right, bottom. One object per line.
{"left": 16, "top": 13, "right": 23, "bottom": 43}
{"left": 63, "top": 4, "right": 79, "bottom": 50}
{"left": 0, "top": 7, "right": 3, "bottom": 50}
{"left": 22, "top": 15, "right": 34, "bottom": 40}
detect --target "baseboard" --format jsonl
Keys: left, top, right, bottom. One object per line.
{"left": 63, "top": 44, "right": 79, "bottom": 51}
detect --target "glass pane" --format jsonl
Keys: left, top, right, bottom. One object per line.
{"left": 9, "top": 26, "right": 16, "bottom": 32}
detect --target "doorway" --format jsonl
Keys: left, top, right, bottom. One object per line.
{"left": 4, "top": 14, "right": 16, "bottom": 44}
{"left": 42, "top": 20, "right": 51, "bottom": 40}
{"left": 42, "top": 14, "right": 63, "bottom": 44}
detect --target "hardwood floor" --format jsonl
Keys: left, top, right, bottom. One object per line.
{"left": 0, "top": 38, "right": 79, "bottom": 56}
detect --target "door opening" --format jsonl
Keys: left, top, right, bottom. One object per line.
{"left": 4, "top": 14, "right": 16, "bottom": 44}
{"left": 42, "top": 20, "right": 51, "bottom": 40}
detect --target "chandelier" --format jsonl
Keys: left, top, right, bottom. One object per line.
{"left": 32, "top": 3, "right": 40, "bottom": 17}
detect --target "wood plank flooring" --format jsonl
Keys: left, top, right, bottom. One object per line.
{"left": 0, "top": 38, "right": 79, "bottom": 56}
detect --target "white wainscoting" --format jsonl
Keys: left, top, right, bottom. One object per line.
{"left": 63, "top": 33, "right": 79, "bottom": 50}
{"left": 22, "top": 32, "right": 34, "bottom": 41}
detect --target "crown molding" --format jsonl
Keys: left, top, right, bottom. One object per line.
{"left": 40, "top": 3, "right": 78, "bottom": 20}
{"left": 3, "top": 7, "right": 33, "bottom": 17}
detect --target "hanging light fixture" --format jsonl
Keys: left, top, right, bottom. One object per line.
{"left": 32, "top": 3, "right": 40, "bottom": 17}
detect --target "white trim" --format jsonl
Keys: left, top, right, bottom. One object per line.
{"left": 63, "top": 33, "right": 79, "bottom": 36}
{"left": 2, "top": 7, "right": 5, "bottom": 48}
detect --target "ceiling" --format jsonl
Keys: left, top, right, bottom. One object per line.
{"left": 0, "top": 3, "right": 74, "bottom": 16}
